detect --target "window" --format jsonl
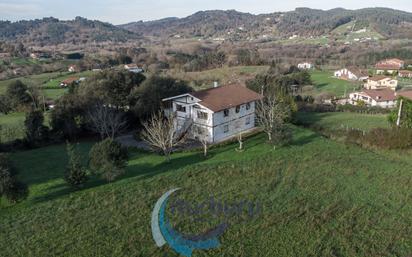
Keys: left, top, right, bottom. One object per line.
{"left": 245, "top": 117, "right": 251, "bottom": 125}
{"left": 176, "top": 104, "right": 186, "bottom": 113}
{"left": 235, "top": 105, "right": 240, "bottom": 113}
{"left": 223, "top": 125, "right": 229, "bottom": 133}
{"left": 223, "top": 109, "right": 229, "bottom": 117}
{"left": 197, "top": 111, "right": 208, "bottom": 120}
{"left": 246, "top": 103, "right": 251, "bottom": 110}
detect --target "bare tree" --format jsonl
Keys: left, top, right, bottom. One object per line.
{"left": 141, "top": 111, "right": 184, "bottom": 162}
{"left": 87, "top": 104, "right": 128, "bottom": 139}
{"left": 199, "top": 137, "right": 209, "bottom": 157}
{"left": 256, "top": 93, "right": 291, "bottom": 143}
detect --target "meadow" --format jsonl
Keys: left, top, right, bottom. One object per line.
{"left": 309, "top": 70, "right": 361, "bottom": 97}
{"left": 295, "top": 111, "right": 390, "bottom": 131}
{"left": 0, "top": 126, "right": 411, "bottom": 256}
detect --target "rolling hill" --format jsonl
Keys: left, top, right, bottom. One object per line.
{"left": 0, "top": 16, "right": 140, "bottom": 46}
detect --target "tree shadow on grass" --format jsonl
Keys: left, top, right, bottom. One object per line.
{"left": 30, "top": 152, "right": 207, "bottom": 204}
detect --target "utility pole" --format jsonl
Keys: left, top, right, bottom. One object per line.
{"left": 396, "top": 99, "right": 403, "bottom": 127}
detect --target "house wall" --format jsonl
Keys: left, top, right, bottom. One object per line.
{"left": 334, "top": 69, "right": 358, "bottom": 80}
{"left": 212, "top": 101, "right": 256, "bottom": 143}
{"left": 364, "top": 79, "right": 398, "bottom": 90}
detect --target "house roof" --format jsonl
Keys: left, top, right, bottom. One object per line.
{"left": 376, "top": 58, "right": 404, "bottom": 70}
{"left": 399, "top": 70, "right": 412, "bottom": 75}
{"left": 397, "top": 90, "right": 412, "bottom": 100}
{"left": 368, "top": 76, "right": 392, "bottom": 82}
{"left": 191, "top": 84, "right": 263, "bottom": 112}
{"left": 62, "top": 77, "right": 78, "bottom": 84}
{"left": 361, "top": 88, "right": 396, "bottom": 102}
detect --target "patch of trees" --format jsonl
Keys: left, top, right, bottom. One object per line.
{"left": 169, "top": 48, "right": 226, "bottom": 71}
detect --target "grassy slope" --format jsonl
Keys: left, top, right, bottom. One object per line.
{"left": 310, "top": 70, "right": 361, "bottom": 97}
{"left": 167, "top": 66, "right": 269, "bottom": 89}
{"left": 0, "top": 71, "right": 94, "bottom": 99}
{"left": 0, "top": 128, "right": 411, "bottom": 256}
{"left": 295, "top": 112, "right": 390, "bottom": 131}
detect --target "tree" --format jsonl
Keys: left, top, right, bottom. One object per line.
{"left": 0, "top": 95, "right": 12, "bottom": 114}
{"left": 87, "top": 103, "right": 128, "bottom": 139}
{"left": 389, "top": 97, "right": 412, "bottom": 128}
{"left": 141, "top": 111, "right": 184, "bottom": 162}
{"left": 0, "top": 154, "right": 28, "bottom": 203}
{"left": 89, "top": 139, "right": 128, "bottom": 182}
{"left": 6, "top": 80, "right": 31, "bottom": 110}
{"left": 78, "top": 70, "right": 145, "bottom": 109}
{"left": 256, "top": 93, "right": 292, "bottom": 144}
{"left": 64, "top": 142, "right": 87, "bottom": 188}
{"left": 24, "top": 110, "right": 48, "bottom": 144}
{"left": 131, "top": 76, "right": 192, "bottom": 120}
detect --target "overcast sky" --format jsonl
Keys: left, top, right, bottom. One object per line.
{"left": 1, "top": 0, "right": 412, "bottom": 25}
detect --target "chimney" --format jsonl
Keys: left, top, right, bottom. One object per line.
{"left": 214, "top": 81, "right": 219, "bottom": 88}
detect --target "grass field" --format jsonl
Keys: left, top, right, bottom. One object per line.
{"left": 0, "top": 112, "right": 26, "bottom": 142}
{"left": 0, "top": 70, "right": 94, "bottom": 99}
{"left": 295, "top": 112, "right": 390, "bottom": 131}
{"left": 1, "top": 127, "right": 411, "bottom": 256}
{"left": 167, "top": 65, "right": 270, "bottom": 89}
{"left": 310, "top": 70, "right": 361, "bottom": 97}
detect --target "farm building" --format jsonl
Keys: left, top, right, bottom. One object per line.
{"left": 376, "top": 58, "right": 405, "bottom": 74}
{"left": 297, "top": 62, "right": 314, "bottom": 70}
{"left": 364, "top": 76, "right": 398, "bottom": 91}
{"left": 348, "top": 88, "right": 397, "bottom": 108}
{"left": 334, "top": 68, "right": 369, "bottom": 81}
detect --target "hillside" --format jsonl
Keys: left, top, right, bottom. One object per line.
{"left": 0, "top": 17, "right": 140, "bottom": 46}
{"left": 120, "top": 8, "right": 412, "bottom": 40}
{"left": 1, "top": 127, "right": 412, "bottom": 256}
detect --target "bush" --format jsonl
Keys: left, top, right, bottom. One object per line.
{"left": 0, "top": 153, "right": 28, "bottom": 203}
{"left": 64, "top": 142, "right": 87, "bottom": 188}
{"left": 24, "top": 110, "right": 49, "bottom": 145}
{"left": 270, "top": 124, "right": 293, "bottom": 147}
{"left": 89, "top": 139, "right": 128, "bottom": 182}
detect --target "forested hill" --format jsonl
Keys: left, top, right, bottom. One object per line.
{"left": 0, "top": 17, "right": 139, "bottom": 46}
{"left": 277, "top": 7, "right": 412, "bottom": 38}
{"left": 121, "top": 8, "right": 412, "bottom": 39}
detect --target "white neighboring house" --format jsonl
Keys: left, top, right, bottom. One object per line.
{"left": 124, "top": 64, "right": 143, "bottom": 73}
{"left": 348, "top": 88, "right": 397, "bottom": 109}
{"left": 334, "top": 68, "right": 369, "bottom": 81}
{"left": 364, "top": 76, "right": 398, "bottom": 91}
{"left": 297, "top": 62, "right": 313, "bottom": 70}
{"left": 162, "top": 84, "right": 263, "bottom": 144}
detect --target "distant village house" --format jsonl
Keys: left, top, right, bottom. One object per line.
{"left": 60, "top": 77, "right": 79, "bottom": 87}
{"left": 162, "top": 84, "right": 262, "bottom": 144}
{"left": 349, "top": 88, "right": 397, "bottom": 108}
{"left": 124, "top": 64, "right": 143, "bottom": 73}
{"left": 297, "top": 62, "right": 313, "bottom": 70}
{"left": 376, "top": 58, "right": 404, "bottom": 75}
{"left": 364, "top": 76, "right": 398, "bottom": 91}
{"left": 68, "top": 65, "right": 79, "bottom": 73}
{"left": 398, "top": 70, "right": 412, "bottom": 79}
{"left": 334, "top": 68, "right": 369, "bottom": 81}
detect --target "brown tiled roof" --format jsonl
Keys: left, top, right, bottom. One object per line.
{"left": 399, "top": 70, "right": 412, "bottom": 75}
{"left": 62, "top": 77, "right": 78, "bottom": 84}
{"left": 192, "top": 84, "right": 263, "bottom": 112}
{"left": 397, "top": 90, "right": 412, "bottom": 100}
{"left": 376, "top": 59, "right": 404, "bottom": 70}
{"left": 362, "top": 88, "right": 396, "bottom": 102}
{"left": 368, "top": 76, "right": 392, "bottom": 82}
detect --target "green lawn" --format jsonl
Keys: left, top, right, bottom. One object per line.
{"left": 295, "top": 112, "right": 390, "bottom": 131}
{"left": 0, "top": 127, "right": 411, "bottom": 256}
{"left": 0, "top": 70, "right": 94, "bottom": 99}
{"left": 310, "top": 70, "right": 361, "bottom": 97}
{"left": 0, "top": 112, "right": 26, "bottom": 142}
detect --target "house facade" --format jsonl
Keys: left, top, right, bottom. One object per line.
{"left": 399, "top": 70, "right": 412, "bottom": 78}
{"left": 348, "top": 88, "right": 397, "bottom": 108}
{"left": 162, "top": 84, "right": 262, "bottom": 144}
{"left": 364, "top": 76, "right": 398, "bottom": 90}
{"left": 376, "top": 58, "right": 405, "bottom": 74}
{"left": 297, "top": 62, "right": 313, "bottom": 70}
{"left": 334, "top": 68, "right": 368, "bottom": 81}
{"left": 124, "top": 64, "right": 143, "bottom": 73}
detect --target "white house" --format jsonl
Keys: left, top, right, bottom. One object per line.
{"left": 348, "top": 88, "right": 397, "bottom": 109}
{"left": 68, "top": 65, "right": 78, "bottom": 73}
{"left": 334, "top": 68, "right": 369, "bottom": 81}
{"left": 124, "top": 64, "right": 143, "bottom": 73}
{"left": 162, "top": 84, "right": 262, "bottom": 144}
{"left": 364, "top": 76, "right": 398, "bottom": 91}
{"left": 297, "top": 62, "right": 313, "bottom": 70}
{"left": 376, "top": 58, "right": 405, "bottom": 75}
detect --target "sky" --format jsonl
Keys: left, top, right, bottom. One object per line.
{"left": 1, "top": 0, "right": 412, "bottom": 25}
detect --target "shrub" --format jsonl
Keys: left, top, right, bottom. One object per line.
{"left": 89, "top": 139, "right": 128, "bottom": 182}
{"left": 0, "top": 153, "right": 28, "bottom": 203}
{"left": 24, "top": 110, "right": 49, "bottom": 145}
{"left": 64, "top": 142, "right": 87, "bottom": 188}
